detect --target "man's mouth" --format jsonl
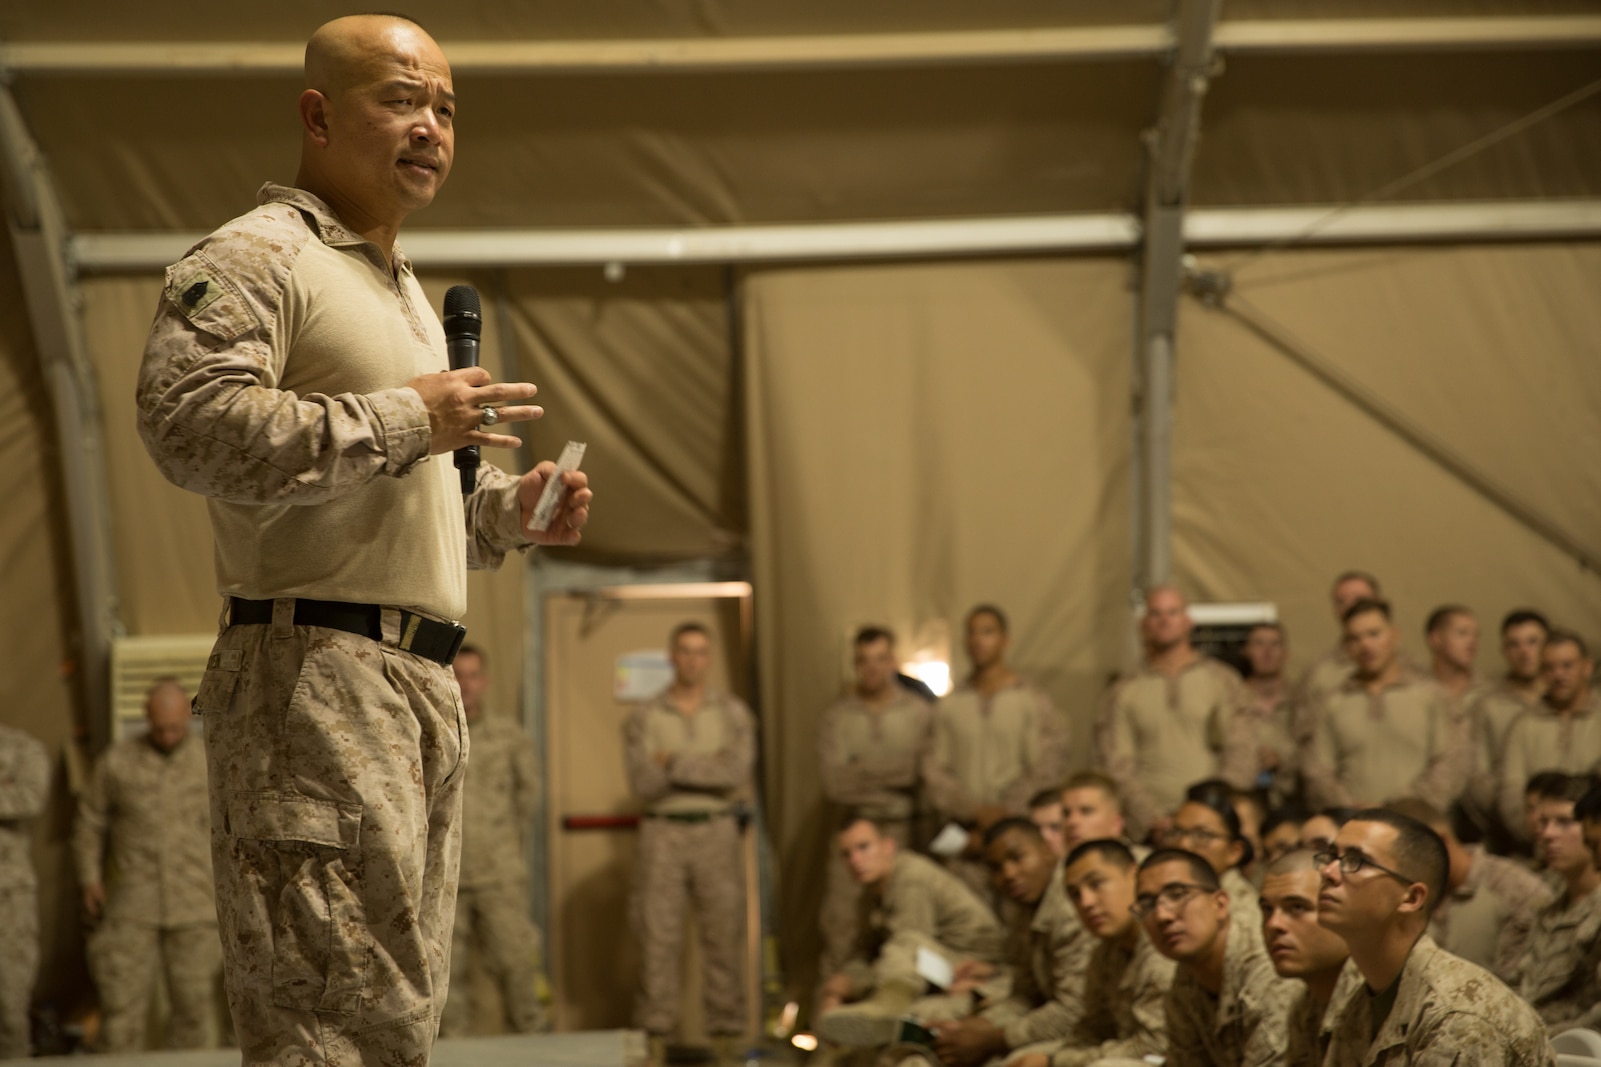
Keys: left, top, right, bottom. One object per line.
{"left": 399, "top": 157, "right": 437, "bottom": 173}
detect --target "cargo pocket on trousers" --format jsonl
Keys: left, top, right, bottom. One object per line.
{"left": 227, "top": 790, "right": 368, "bottom": 1015}
{"left": 193, "top": 647, "right": 243, "bottom": 715}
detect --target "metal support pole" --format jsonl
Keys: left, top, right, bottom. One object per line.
{"left": 1135, "top": 0, "right": 1221, "bottom": 593}
{"left": 0, "top": 84, "right": 121, "bottom": 750}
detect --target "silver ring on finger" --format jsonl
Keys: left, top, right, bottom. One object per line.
{"left": 480, "top": 405, "right": 500, "bottom": 426}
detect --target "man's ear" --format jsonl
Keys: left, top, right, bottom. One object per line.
{"left": 299, "top": 89, "right": 331, "bottom": 145}
{"left": 1397, "top": 881, "right": 1430, "bottom": 917}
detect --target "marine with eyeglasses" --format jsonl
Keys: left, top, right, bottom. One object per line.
{"left": 1313, "top": 809, "right": 1555, "bottom": 1067}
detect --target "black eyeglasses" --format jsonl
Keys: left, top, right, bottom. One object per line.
{"left": 1313, "top": 846, "right": 1416, "bottom": 886}
{"left": 1131, "top": 882, "right": 1212, "bottom": 920}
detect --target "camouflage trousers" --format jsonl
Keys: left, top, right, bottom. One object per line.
{"left": 195, "top": 607, "right": 467, "bottom": 1066}
{"left": 632, "top": 815, "right": 746, "bottom": 1036}
{"left": 440, "top": 881, "right": 548, "bottom": 1036}
{"left": 0, "top": 885, "right": 38, "bottom": 1060}
{"left": 818, "top": 818, "right": 913, "bottom": 978}
{"left": 87, "top": 918, "right": 220, "bottom": 1051}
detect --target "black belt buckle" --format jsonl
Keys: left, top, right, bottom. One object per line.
{"left": 397, "top": 610, "right": 468, "bottom": 666}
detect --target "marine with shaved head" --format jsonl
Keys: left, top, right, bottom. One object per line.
{"left": 1095, "top": 586, "right": 1256, "bottom": 841}
{"left": 137, "top": 14, "right": 592, "bottom": 1064}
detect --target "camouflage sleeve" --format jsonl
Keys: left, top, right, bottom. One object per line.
{"left": 1000, "top": 922, "right": 1093, "bottom": 1049}
{"left": 1411, "top": 689, "right": 1471, "bottom": 812}
{"left": 921, "top": 707, "right": 977, "bottom": 822}
{"left": 1094, "top": 682, "right": 1162, "bottom": 841}
{"left": 72, "top": 755, "right": 114, "bottom": 890}
{"left": 817, "top": 704, "right": 901, "bottom": 809}
{"left": 463, "top": 463, "right": 535, "bottom": 570}
{"left": 668, "top": 699, "right": 755, "bottom": 793}
{"left": 622, "top": 706, "right": 672, "bottom": 803}
{"left": 510, "top": 727, "right": 540, "bottom": 826}
{"left": 1406, "top": 1013, "right": 1542, "bottom": 1067}
{"left": 1494, "top": 872, "right": 1552, "bottom": 988}
{"left": 136, "top": 238, "right": 433, "bottom": 505}
{"left": 0, "top": 734, "right": 48, "bottom": 820}
{"left": 998, "top": 691, "right": 1069, "bottom": 815}
{"left": 1301, "top": 698, "right": 1352, "bottom": 811}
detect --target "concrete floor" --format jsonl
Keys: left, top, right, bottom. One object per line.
{"left": 9, "top": 1029, "right": 649, "bottom": 1066}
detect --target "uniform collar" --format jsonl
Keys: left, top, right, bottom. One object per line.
{"left": 257, "top": 182, "right": 415, "bottom": 276}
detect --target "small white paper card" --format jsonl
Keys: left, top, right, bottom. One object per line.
{"left": 916, "top": 947, "right": 954, "bottom": 990}
{"left": 928, "top": 821, "right": 969, "bottom": 858}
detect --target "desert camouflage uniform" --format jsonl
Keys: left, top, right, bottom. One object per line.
{"left": 1498, "top": 692, "right": 1601, "bottom": 844}
{"left": 818, "top": 688, "right": 932, "bottom": 975}
{"left": 923, "top": 679, "right": 1066, "bottom": 898}
{"left": 1284, "top": 960, "right": 1362, "bottom": 1067}
{"left": 139, "top": 183, "right": 535, "bottom": 1065}
{"left": 975, "top": 865, "right": 1094, "bottom": 1051}
{"left": 1243, "top": 683, "right": 1298, "bottom": 804}
{"left": 441, "top": 714, "right": 546, "bottom": 1036}
{"left": 1164, "top": 918, "right": 1293, "bottom": 1067}
{"left": 1044, "top": 924, "right": 1175, "bottom": 1067}
{"left": 836, "top": 851, "right": 1003, "bottom": 1000}
{"left": 1325, "top": 934, "right": 1555, "bottom": 1066}
{"left": 1095, "top": 657, "right": 1256, "bottom": 841}
{"left": 1518, "top": 883, "right": 1601, "bottom": 1035}
{"left": 74, "top": 731, "right": 219, "bottom": 1051}
{"left": 1302, "top": 665, "right": 1469, "bottom": 812}
{"left": 624, "top": 691, "right": 754, "bottom": 1037}
{"left": 0, "top": 725, "right": 48, "bottom": 1060}
{"left": 1429, "top": 844, "right": 1552, "bottom": 988}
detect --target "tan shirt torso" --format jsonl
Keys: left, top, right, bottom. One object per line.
{"left": 847, "top": 851, "right": 1005, "bottom": 988}
{"left": 818, "top": 688, "right": 931, "bottom": 821}
{"left": 923, "top": 680, "right": 1067, "bottom": 822}
{"left": 1498, "top": 692, "right": 1601, "bottom": 840}
{"left": 1305, "top": 666, "right": 1467, "bottom": 811}
{"left": 624, "top": 691, "right": 755, "bottom": 815}
{"left": 137, "top": 183, "right": 531, "bottom": 620}
{"left": 1096, "top": 656, "right": 1253, "bottom": 837}
{"left": 72, "top": 733, "right": 214, "bottom": 925}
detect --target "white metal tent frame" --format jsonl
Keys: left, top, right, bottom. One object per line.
{"left": 3, "top": 9, "right": 1600, "bottom": 733}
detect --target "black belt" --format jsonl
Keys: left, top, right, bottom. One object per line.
{"left": 228, "top": 597, "right": 467, "bottom": 666}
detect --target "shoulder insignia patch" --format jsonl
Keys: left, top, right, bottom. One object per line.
{"left": 174, "top": 271, "right": 223, "bottom": 315}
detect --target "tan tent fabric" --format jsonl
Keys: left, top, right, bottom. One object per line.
{"left": 743, "top": 257, "right": 1133, "bottom": 996}
{"left": 1174, "top": 242, "right": 1601, "bottom": 661}
{"left": 0, "top": 222, "right": 93, "bottom": 1011}
{"left": 500, "top": 266, "right": 740, "bottom": 563}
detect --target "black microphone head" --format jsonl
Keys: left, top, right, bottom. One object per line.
{"left": 443, "top": 285, "right": 482, "bottom": 340}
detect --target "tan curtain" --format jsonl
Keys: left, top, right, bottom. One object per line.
{"left": 1174, "top": 242, "right": 1601, "bottom": 662}
{"left": 497, "top": 265, "right": 741, "bottom": 563}
{"left": 743, "top": 257, "right": 1134, "bottom": 995}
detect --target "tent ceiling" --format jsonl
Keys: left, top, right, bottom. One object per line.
{"left": 4, "top": 4, "right": 1600, "bottom": 234}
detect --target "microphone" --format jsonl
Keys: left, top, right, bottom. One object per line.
{"left": 443, "top": 285, "right": 483, "bottom": 495}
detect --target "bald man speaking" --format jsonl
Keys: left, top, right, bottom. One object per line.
{"left": 137, "top": 15, "right": 591, "bottom": 1064}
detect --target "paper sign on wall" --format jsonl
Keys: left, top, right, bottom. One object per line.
{"left": 614, "top": 650, "right": 674, "bottom": 702}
